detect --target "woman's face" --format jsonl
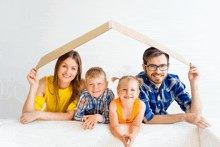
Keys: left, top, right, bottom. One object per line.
{"left": 58, "top": 57, "right": 78, "bottom": 87}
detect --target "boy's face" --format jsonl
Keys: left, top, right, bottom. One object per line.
{"left": 85, "top": 75, "right": 108, "bottom": 98}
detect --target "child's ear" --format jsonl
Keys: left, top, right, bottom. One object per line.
{"left": 105, "top": 81, "right": 109, "bottom": 88}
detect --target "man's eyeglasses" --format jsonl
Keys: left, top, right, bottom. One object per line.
{"left": 145, "top": 64, "right": 168, "bottom": 71}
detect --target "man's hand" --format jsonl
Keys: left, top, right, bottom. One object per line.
{"left": 188, "top": 63, "right": 200, "bottom": 85}
{"left": 184, "top": 113, "right": 210, "bottom": 129}
{"left": 20, "top": 111, "right": 41, "bottom": 124}
{"left": 82, "top": 114, "right": 102, "bottom": 130}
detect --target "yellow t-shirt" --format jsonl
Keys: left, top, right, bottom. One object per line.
{"left": 35, "top": 76, "right": 78, "bottom": 112}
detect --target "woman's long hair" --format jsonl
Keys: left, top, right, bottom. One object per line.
{"left": 52, "top": 50, "right": 82, "bottom": 112}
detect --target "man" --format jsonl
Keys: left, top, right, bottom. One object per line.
{"left": 136, "top": 47, "right": 210, "bottom": 128}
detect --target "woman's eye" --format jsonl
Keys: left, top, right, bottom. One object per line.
{"left": 72, "top": 68, "right": 76, "bottom": 70}
{"left": 63, "top": 65, "right": 67, "bottom": 68}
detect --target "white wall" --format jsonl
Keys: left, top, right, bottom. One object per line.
{"left": 0, "top": 0, "right": 219, "bottom": 119}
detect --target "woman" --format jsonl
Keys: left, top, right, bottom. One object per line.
{"left": 20, "top": 50, "right": 82, "bottom": 124}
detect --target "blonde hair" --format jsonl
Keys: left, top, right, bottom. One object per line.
{"left": 85, "top": 67, "right": 107, "bottom": 81}
{"left": 112, "top": 75, "right": 143, "bottom": 91}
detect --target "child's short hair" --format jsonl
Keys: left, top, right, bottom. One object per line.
{"left": 85, "top": 67, "right": 107, "bottom": 81}
{"left": 112, "top": 75, "right": 143, "bottom": 91}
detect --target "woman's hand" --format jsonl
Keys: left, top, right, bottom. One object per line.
{"left": 27, "top": 68, "right": 39, "bottom": 88}
{"left": 20, "top": 111, "right": 41, "bottom": 124}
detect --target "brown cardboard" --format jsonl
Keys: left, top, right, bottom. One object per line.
{"left": 110, "top": 21, "right": 189, "bottom": 65}
{"left": 36, "top": 22, "right": 111, "bottom": 69}
{"left": 36, "top": 21, "right": 189, "bottom": 69}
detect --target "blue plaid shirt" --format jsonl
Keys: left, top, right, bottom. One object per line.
{"left": 136, "top": 71, "right": 191, "bottom": 123}
{"left": 74, "top": 88, "right": 114, "bottom": 124}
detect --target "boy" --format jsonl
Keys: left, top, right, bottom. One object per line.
{"left": 74, "top": 67, "right": 114, "bottom": 130}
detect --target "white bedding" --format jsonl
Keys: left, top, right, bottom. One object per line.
{"left": 0, "top": 118, "right": 219, "bottom": 147}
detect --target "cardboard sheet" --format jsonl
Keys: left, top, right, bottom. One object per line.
{"left": 36, "top": 21, "right": 189, "bottom": 69}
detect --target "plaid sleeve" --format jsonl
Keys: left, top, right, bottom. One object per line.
{"left": 139, "top": 86, "right": 154, "bottom": 123}
{"left": 173, "top": 77, "right": 191, "bottom": 112}
{"left": 74, "top": 92, "right": 88, "bottom": 121}
{"left": 101, "top": 89, "right": 115, "bottom": 124}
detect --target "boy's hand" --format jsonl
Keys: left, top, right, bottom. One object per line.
{"left": 82, "top": 114, "right": 103, "bottom": 130}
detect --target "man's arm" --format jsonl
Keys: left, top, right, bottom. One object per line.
{"left": 145, "top": 113, "right": 210, "bottom": 129}
{"left": 186, "top": 63, "right": 201, "bottom": 115}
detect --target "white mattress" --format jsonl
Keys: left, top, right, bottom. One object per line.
{"left": 0, "top": 118, "right": 219, "bottom": 147}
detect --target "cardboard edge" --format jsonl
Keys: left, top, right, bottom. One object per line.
{"left": 36, "top": 21, "right": 111, "bottom": 69}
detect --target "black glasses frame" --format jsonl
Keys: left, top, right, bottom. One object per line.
{"left": 145, "top": 64, "right": 168, "bottom": 71}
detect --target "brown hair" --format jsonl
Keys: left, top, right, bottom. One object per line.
{"left": 112, "top": 75, "right": 143, "bottom": 91}
{"left": 52, "top": 50, "right": 82, "bottom": 112}
{"left": 85, "top": 67, "right": 107, "bottom": 81}
{"left": 143, "top": 47, "right": 169, "bottom": 65}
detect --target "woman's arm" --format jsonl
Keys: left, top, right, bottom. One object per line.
{"left": 20, "top": 110, "right": 74, "bottom": 124}
{"left": 22, "top": 68, "right": 45, "bottom": 113}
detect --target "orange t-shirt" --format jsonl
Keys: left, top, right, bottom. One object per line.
{"left": 115, "top": 97, "right": 140, "bottom": 123}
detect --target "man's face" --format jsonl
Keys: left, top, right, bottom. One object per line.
{"left": 142, "top": 54, "right": 169, "bottom": 88}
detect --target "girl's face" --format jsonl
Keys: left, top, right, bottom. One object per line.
{"left": 58, "top": 57, "right": 78, "bottom": 86}
{"left": 117, "top": 79, "right": 139, "bottom": 103}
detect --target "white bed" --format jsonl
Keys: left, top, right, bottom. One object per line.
{"left": 0, "top": 118, "right": 219, "bottom": 147}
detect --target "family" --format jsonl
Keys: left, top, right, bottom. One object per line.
{"left": 20, "top": 47, "right": 210, "bottom": 147}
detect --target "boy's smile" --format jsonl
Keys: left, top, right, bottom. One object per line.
{"left": 86, "top": 76, "right": 108, "bottom": 98}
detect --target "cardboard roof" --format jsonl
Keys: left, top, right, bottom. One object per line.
{"left": 36, "top": 21, "right": 189, "bottom": 69}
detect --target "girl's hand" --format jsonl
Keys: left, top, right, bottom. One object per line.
{"left": 20, "top": 111, "right": 41, "bottom": 124}
{"left": 126, "top": 134, "right": 136, "bottom": 147}
{"left": 120, "top": 134, "right": 130, "bottom": 147}
{"left": 27, "top": 68, "right": 39, "bottom": 88}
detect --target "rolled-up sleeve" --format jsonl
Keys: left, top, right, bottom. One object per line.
{"left": 139, "top": 87, "right": 154, "bottom": 123}
{"left": 101, "top": 90, "right": 114, "bottom": 124}
{"left": 74, "top": 93, "right": 88, "bottom": 121}
{"left": 174, "top": 79, "right": 191, "bottom": 112}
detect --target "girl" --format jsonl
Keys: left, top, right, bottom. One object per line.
{"left": 110, "top": 76, "right": 146, "bottom": 147}
{"left": 20, "top": 50, "right": 82, "bottom": 124}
